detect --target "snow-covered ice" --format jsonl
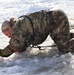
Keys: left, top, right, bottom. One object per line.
{"left": 0, "top": 0, "right": 74, "bottom": 75}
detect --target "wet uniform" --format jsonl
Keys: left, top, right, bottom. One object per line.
{"left": 0, "top": 10, "right": 74, "bottom": 57}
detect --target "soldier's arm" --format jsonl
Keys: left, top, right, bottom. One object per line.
{"left": 0, "top": 37, "right": 21, "bottom": 57}
{"left": 0, "top": 30, "right": 28, "bottom": 57}
{"left": 0, "top": 36, "right": 27, "bottom": 57}
{"left": 0, "top": 45, "right": 14, "bottom": 57}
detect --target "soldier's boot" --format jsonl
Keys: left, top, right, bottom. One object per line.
{"left": 48, "top": 10, "right": 74, "bottom": 52}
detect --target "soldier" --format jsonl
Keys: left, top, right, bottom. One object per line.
{"left": 0, "top": 10, "right": 74, "bottom": 57}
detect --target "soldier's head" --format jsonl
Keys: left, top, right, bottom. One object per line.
{"left": 1, "top": 20, "right": 13, "bottom": 38}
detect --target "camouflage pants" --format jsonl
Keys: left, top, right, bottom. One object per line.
{"left": 48, "top": 10, "right": 74, "bottom": 52}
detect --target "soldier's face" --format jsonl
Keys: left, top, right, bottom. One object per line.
{"left": 2, "top": 26, "right": 13, "bottom": 38}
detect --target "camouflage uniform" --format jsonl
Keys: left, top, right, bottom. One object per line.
{"left": 0, "top": 10, "right": 74, "bottom": 57}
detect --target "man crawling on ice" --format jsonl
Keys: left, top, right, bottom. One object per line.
{"left": 0, "top": 9, "right": 74, "bottom": 57}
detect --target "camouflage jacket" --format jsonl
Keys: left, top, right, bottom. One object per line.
{"left": 0, "top": 10, "right": 51, "bottom": 57}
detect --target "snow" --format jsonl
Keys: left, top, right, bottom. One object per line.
{"left": 0, "top": 0, "right": 74, "bottom": 75}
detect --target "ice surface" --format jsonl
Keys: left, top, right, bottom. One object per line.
{"left": 0, "top": 0, "right": 74, "bottom": 75}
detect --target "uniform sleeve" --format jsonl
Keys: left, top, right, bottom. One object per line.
{"left": 0, "top": 45, "right": 14, "bottom": 57}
